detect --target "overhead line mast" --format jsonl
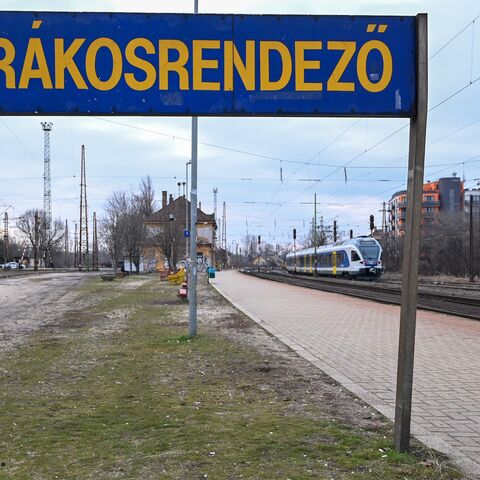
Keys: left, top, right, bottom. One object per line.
{"left": 78, "top": 145, "right": 89, "bottom": 271}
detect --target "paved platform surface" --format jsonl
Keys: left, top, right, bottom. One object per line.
{"left": 212, "top": 270, "right": 480, "bottom": 477}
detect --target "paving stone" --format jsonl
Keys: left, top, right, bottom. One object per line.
{"left": 212, "top": 271, "right": 480, "bottom": 476}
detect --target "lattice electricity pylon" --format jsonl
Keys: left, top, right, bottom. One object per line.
{"left": 92, "top": 211, "right": 99, "bottom": 271}
{"left": 41, "top": 122, "right": 53, "bottom": 238}
{"left": 78, "top": 145, "right": 89, "bottom": 271}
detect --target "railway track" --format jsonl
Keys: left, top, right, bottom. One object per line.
{"left": 242, "top": 270, "right": 480, "bottom": 321}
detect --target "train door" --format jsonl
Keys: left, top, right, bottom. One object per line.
{"left": 309, "top": 254, "right": 312, "bottom": 273}
{"left": 332, "top": 251, "right": 337, "bottom": 275}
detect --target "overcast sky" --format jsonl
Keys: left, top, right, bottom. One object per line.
{"left": 1, "top": 0, "right": 479, "bottom": 250}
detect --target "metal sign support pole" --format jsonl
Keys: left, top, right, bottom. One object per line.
{"left": 394, "top": 13, "right": 428, "bottom": 452}
{"left": 188, "top": 0, "right": 199, "bottom": 337}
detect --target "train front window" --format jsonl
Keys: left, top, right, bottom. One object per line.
{"left": 359, "top": 246, "right": 380, "bottom": 261}
{"left": 351, "top": 251, "right": 361, "bottom": 261}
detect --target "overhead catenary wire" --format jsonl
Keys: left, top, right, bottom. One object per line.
{"left": 3, "top": 10, "right": 480, "bottom": 245}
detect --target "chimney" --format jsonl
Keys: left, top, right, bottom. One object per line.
{"left": 162, "top": 191, "right": 167, "bottom": 208}
{"left": 199, "top": 201, "right": 202, "bottom": 211}
{"left": 169, "top": 194, "right": 173, "bottom": 204}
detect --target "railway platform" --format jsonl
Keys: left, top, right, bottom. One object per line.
{"left": 212, "top": 270, "right": 480, "bottom": 477}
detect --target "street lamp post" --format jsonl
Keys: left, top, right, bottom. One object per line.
{"left": 186, "top": 161, "right": 191, "bottom": 259}
{"left": 189, "top": 0, "right": 199, "bottom": 338}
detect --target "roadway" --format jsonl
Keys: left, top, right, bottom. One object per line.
{"left": 212, "top": 270, "right": 480, "bottom": 477}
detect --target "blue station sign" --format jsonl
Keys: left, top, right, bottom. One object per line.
{"left": 0, "top": 12, "right": 416, "bottom": 117}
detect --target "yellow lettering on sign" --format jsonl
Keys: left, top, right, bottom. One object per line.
{"left": 294, "top": 41, "right": 322, "bottom": 91}
{"left": 55, "top": 38, "right": 87, "bottom": 89}
{"left": 357, "top": 40, "right": 392, "bottom": 93}
{"left": 224, "top": 40, "right": 255, "bottom": 91}
{"left": 159, "top": 40, "right": 189, "bottom": 90}
{"left": 193, "top": 40, "right": 220, "bottom": 91}
{"left": 85, "top": 38, "right": 122, "bottom": 91}
{"left": 327, "top": 41, "right": 356, "bottom": 92}
{"left": 0, "top": 38, "right": 16, "bottom": 88}
{"left": 260, "top": 41, "right": 292, "bottom": 91}
{"left": 125, "top": 38, "right": 156, "bottom": 91}
{"left": 19, "top": 38, "right": 53, "bottom": 89}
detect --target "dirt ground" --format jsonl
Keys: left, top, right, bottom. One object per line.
{"left": 197, "top": 283, "right": 385, "bottom": 433}
{"left": 0, "top": 272, "right": 101, "bottom": 352}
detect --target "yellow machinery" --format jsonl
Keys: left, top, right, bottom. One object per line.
{"left": 166, "top": 267, "right": 186, "bottom": 285}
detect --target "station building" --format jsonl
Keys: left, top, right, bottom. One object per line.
{"left": 142, "top": 191, "right": 217, "bottom": 271}
{"left": 389, "top": 176, "right": 464, "bottom": 236}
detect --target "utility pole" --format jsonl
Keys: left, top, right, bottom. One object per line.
{"left": 34, "top": 210, "right": 39, "bottom": 271}
{"left": 92, "top": 212, "right": 99, "bottom": 271}
{"left": 313, "top": 193, "right": 317, "bottom": 277}
{"left": 78, "top": 145, "right": 89, "bottom": 271}
{"left": 221, "top": 201, "right": 227, "bottom": 251}
{"left": 3, "top": 212, "right": 8, "bottom": 263}
{"left": 469, "top": 198, "right": 474, "bottom": 282}
{"left": 185, "top": 160, "right": 191, "bottom": 261}
{"left": 333, "top": 220, "right": 338, "bottom": 242}
{"left": 64, "top": 219, "right": 69, "bottom": 267}
{"left": 382, "top": 202, "right": 387, "bottom": 234}
{"left": 293, "top": 228, "right": 297, "bottom": 273}
{"left": 213, "top": 187, "right": 218, "bottom": 267}
{"left": 188, "top": 0, "right": 199, "bottom": 338}
{"left": 73, "top": 223, "right": 78, "bottom": 269}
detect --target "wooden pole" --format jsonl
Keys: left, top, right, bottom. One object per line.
{"left": 394, "top": 13, "right": 428, "bottom": 452}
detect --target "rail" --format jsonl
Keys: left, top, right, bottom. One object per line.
{"left": 241, "top": 270, "right": 480, "bottom": 321}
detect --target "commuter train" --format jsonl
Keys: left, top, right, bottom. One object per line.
{"left": 285, "top": 237, "right": 383, "bottom": 277}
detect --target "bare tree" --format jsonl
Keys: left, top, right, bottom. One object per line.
{"left": 129, "top": 176, "right": 157, "bottom": 273}
{"left": 101, "top": 191, "right": 128, "bottom": 273}
{"left": 123, "top": 198, "right": 145, "bottom": 274}
{"left": 380, "top": 209, "right": 478, "bottom": 277}
{"left": 101, "top": 179, "right": 156, "bottom": 274}
{"left": 17, "top": 209, "right": 64, "bottom": 268}
{"left": 134, "top": 175, "right": 156, "bottom": 218}
{"left": 150, "top": 219, "right": 184, "bottom": 271}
